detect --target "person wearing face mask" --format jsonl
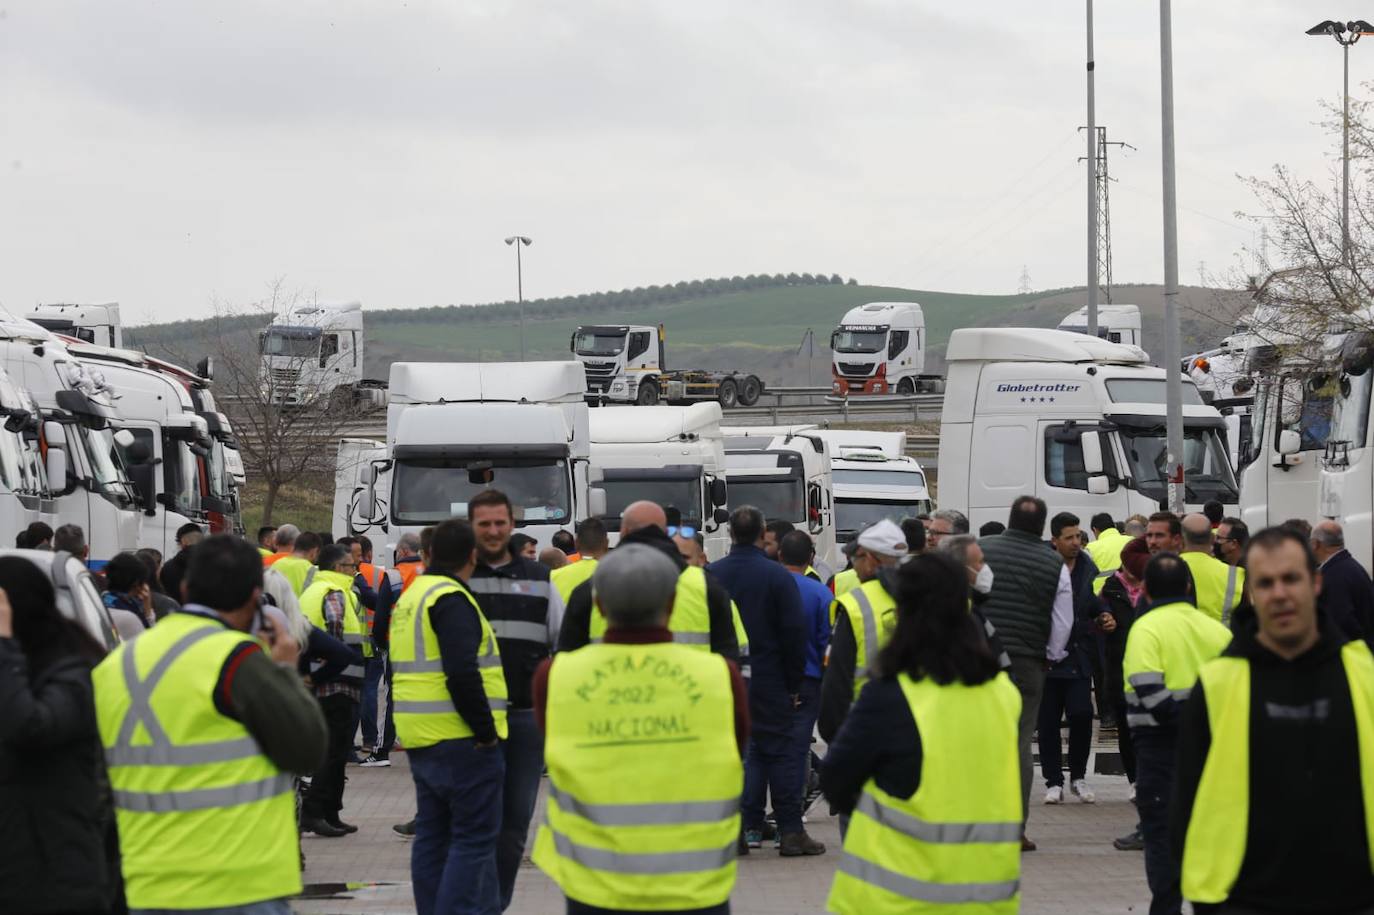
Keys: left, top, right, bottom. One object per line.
{"left": 934, "top": 533, "right": 1012, "bottom": 671}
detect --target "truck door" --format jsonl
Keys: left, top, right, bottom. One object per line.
{"left": 1041, "top": 421, "right": 1125, "bottom": 522}
{"left": 968, "top": 421, "right": 1033, "bottom": 530}
{"left": 626, "top": 331, "right": 653, "bottom": 370}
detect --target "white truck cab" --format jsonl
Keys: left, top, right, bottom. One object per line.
{"left": 830, "top": 302, "right": 940, "bottom": 395}
{"left": 29, "top": 303, "right": 123, "bottom": 348}
{"left": 259, "top": 301, "right": 385, "bottom": 408}
{"left": 1316, "top": 324, "right": 1374, "bottom": 572}
{"left": 589, "top": 403, "right": 731, "bottom": 560}
{"left": 814, "top": 430, "right": 933, "bottom": 542}
{"left": 721, "top": 424, "right": 838, "bottom": 575}
{"left": 0, "top": 367, "right": 56, "bottom": 540}
{"left": 938, "top": 328, "right": 1238, "bottom": 532}
{"left": 571, "top": 324, "right": 764, "bottom": 408}
{"left": 334, "top": 438, "right": 391, "bottom": 540}
{"left": 351, "top": 361, "right": 606, "bottom": 554}
{"left": 1057, "top": 304, "right": 1144, "bottom": 351}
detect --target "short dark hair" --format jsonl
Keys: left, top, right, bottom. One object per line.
{"left": 104, "top": 552, "right": 149, "bottom": 593}
{"left": 53, "top": 524, "right": 86, "bottom": 555}
{"left": 257, "top": 525, "right": 277, "bottom": 543}
{"left": 1144, "top": 552, "right": 1192, "bottom": 603}
{"left": 468, "top": 489, "right": 513, "bottom": 518}
{"left": 778, "top": 530, "right": 814, "bottom": 566}
{"left": 1148, "top": 512, "right": 1182, "bottom": 537}
{"left": 175, "top": 522, "right": 203, "bottom": 543}
{"left": 766, "top": 519, "right": 795, "bottom": 540}
{"left": 316, "top": 544, "right": 351, "bottom": 572}
{"left": 25, "top": 521, "right": 53, "bottom": 545}
{"left": 575, "top": 518, "right": 608, "bottom": 553}
{"left": 551, "top": 530, "right": 577, "bottom": 555}
{"left": 419, "top": 525, "right": 436, "bottom": 556}
{"left": 1244, "top": 526, "right": 1318, "bottom": 576}
{"left": 1089, "top": 512, "right": 1115, "bottom": 534}
{"left": 729, "top": 506, "right": 765, "bottom": 545}
{"left": 1007, "top": 496, "right": 1048, "bottom": 537}
{"left": 1281, "top": 518, "right": 1313, "bottom": 540}
{"left": 1219, "top": 517, "right": 1249, "bottom": 546}
{"left": 294, "top": 531, "right": 323, "bottom": 554}
{"left": 135, "top": 548, "right": 164, "bottom": 593}
{"left": 509, "top": 533, "right": 537, "bottom": 557}
{"left": 900, "top": 518, "right": 926, "bottom": 553}
{"left": 357, "top": 535, "right": 373, "bottom": 558}
{"left": 1203, "top": 500, "right": 1224, "bottom": 526}
{"left": 1050, "top": 511, "right": 1081, "bottom": 539}
{"left": 317, "top": 532, "right": 334, "bottom": 547}
{"left": 428, "top": 519, "right": 478, "bottom": 574}
{"left": 336, "top": 536, "right": 358, "bottom": 551}
{"left": 978, "top": 520, "right": 1006, "bottom": 537}
{"left": 186, "top": 535, "right": 264, "bottom": 611}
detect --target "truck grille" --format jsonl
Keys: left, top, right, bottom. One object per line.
{"left": 837, "top": 362, "right": 875, "bottom": 377}
{"left": 583, "top": 360, "right": 616, "bottom": 393}
{"left": 269, "top": 367, "right": 300, "bottom": 388}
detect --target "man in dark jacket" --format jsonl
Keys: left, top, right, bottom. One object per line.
{"left": 1311, "top": 520, "right": 1374, "bottom": 642}
{"left": 978, "top": 495, "right": 1072, "bottom": 850}
{"left": 558, "top": 501, "right": 738, "bottom": 659}
{"left": 157, "top": 522, "right": 203, "bottom": 602}
{"left": 708, "top": 506, "right": 822, "bottom": 857}
{"left": 1173, "top": 527, "right": 1374, "bottom": 913}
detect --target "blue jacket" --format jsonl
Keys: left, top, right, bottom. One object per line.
{"left": 791, "top": 570, "right": 833, "bottom": 680}
{"left": 708, "top": 544, "right": 806, "bottom": 736}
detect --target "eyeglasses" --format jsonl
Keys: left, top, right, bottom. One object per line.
{"left": 667, "top": 525, "right": 698, "bottom": 539}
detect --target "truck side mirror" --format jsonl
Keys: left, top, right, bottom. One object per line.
{"left": 709, "top": 477, "right": 728, "bottom": 507}
{"left": 360, "top": 465, "right": 376, "bottom": 486}
{"left": 588, "top": 487, "right": 607, "bottom": 519}
{"left": 807, "top": 483, "right": 824, "bottom": 534}
{"left": 1080, "top": 432, "right": 1105, "bottom": 475}
{"left": 468, "top": 461, "right": 495, "bottom": 485}
{"left": 130, "top": 464, "right": 158, "bottom": 514}
{"left": 358, "top": 485, "right": 376, "bottom": 522}
{"left": 1086, "top": 475, "right": 1111, "bottom": 496}
{"left": 713, "top": 507, "right": 729, "bottom": 525}
{"left": 45, "top": 447, "right": 67, "bottom": 489}
{"left": 1277, "top": 429, "right": 1301, "bottom": 456}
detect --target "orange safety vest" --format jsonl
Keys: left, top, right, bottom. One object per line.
{"left": 394, "top": 561, "right": 421, "bottom": 594}
{"left": 262, "top": 551, "right": 289, "bottom": 568}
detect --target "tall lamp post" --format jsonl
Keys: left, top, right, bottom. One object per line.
{"left": 1159, "top": 0, "right": 1185, "bottom": 512}
{"left": 1306, "top": 19, "right": 1374, "bottom": 266}
{"left": 505, "top": 235, "right": 533, "bottom": 361}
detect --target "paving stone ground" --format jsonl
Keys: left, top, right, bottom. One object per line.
{"left": 292, "top": 738, "right": 1149, "bottom": 915}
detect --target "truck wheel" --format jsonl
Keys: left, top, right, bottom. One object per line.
{"left": 718, "top": 378, "right": 739, "bottom": 409}
{"left": 740, "top": 375, "right": 763, "bottom": 406}
{"left": 896, "top": 378, "right": 915, "bottom": 395}
{"left": 636, "top": 380, "right": 660, "bottom": 406}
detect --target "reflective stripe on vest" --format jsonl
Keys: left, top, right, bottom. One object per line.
{"left": 838, "top": 580, "right": 897, "bottom": 699}
{"left": 589, "top": 566, "right": 712, "bottom": 650}
{"left": 1181, "top": 641, "right": 1374, "bottom": 903}
{"left": 828, "top": 670, "right": 1022, "bottom": 914}
{"left": 92, "top": 613, "right": 299, "bottom": 909}
{"left": 1222, "top": 565, "right": 1239, "bottom": 626}
{"left": 301, "top": 569, "right": 369, "bottom": 661}
{"left": 390, "top": 577, "right": 509, "bottom": 748}
{"left": 532, "top": 641, "right": 741, "bottom": 911}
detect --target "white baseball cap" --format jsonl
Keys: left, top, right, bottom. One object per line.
{"left": 855, "top": 519, "right": 909, "bottom": 559}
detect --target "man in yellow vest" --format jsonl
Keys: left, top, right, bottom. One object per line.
{"left": 392, "top": 518, "right": 509, "bottom": 915}
{"left": 262, "top": 522, "right": 299, "bottom": 568}
{"left": 533, "top": 543, "right": 747, "bottom": 912}
{"left": 1123, "top": 552, "right": 1232, "bottom": 915}
{"left": 93, "top": 535, "right": 327, "bottom": 915}
{"left": 1087, "top": 512, "right": 1128, "bottom": 595}
{"left": 551, "top": 517, "right": 609, "bottom": 603}
{"left": 298, "top": 543, "right": 367, "bottom": 837}
{"left": 1177, "top": 526, "right": 1374, "bottom": 912}
{"left": 257, "top": 524, "right": 277, "bottom": 559}
{"left": 272, "top": 530, "right": 322, "bottom": 597}
{"left": 1179, "top": 513, "right": 1245, "bottom": 624}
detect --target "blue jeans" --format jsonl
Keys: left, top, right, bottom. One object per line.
{"left": 743, "top": 729, "right": 803, "bottom": 835}
{"left": 498, "top": 709, "right": 544, "bottom": 911}
{"left": 789, "top": 677, "right": 821, "bottom": 807}
{"left": 410, "top": 738, "right": 505, "bottom": 915}
{"left": 1134, "top": 732, "right": 1182, "bottom": 915}
{"left": 133, "top": 903, "right": 292, "bottom": 915}
{"left": 359, "top": 656, "right": 395, "bottom": 754}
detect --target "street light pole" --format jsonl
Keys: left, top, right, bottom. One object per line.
{"left": 1086, "top": 0, "right": 1099, "bottom": 338}
{"left": 1159, "top": 0, "right": 1185, "bottom": 513}
{"left": 504, "top": 235, "right": 533, "bottom": 361}
{"left": 1307, "top": 20, "right": 1374, "bottom": 266}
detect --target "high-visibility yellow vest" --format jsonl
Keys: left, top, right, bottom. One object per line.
{"left": 301, "top": 569, "right": 371, "bottom": 661}
{"left": 272, "top": 555, "right": 315, "bottom": 597}
{"left": 1183, "top": 640, "right": 1374, "bottom": 903}
{"left": 1123, "top": 601, "right": 1232, "bottom": 730}
{"left": 1088, "top": 528, "right": 1129, "bottom": 595}
{"left": 834, "top": 578, "right": 898, "bottom": 699}
{"left": 833, "top": 567, "right": 861, "bottom": 602}
{"left": 1180, "top": 552, "right": 1245, "bottom": 625}
{"left": 257, "top": 547, "right": 272, "bottom": 559}
{"left": 92, "top": 612, "right": 299, "bottom": 910}
{"left": 532, "top": 641, "right": 741, "bottom": 911}
{"left": 828, "top": 670, "right": 1023, "bottom": 915}
{"left": 390, "top": 574, "right": 509, "bottom": 748}
{"left": 589, "top": 565, "right": 711, "bottom": 649}
{"left": 552, "top": 557, "right": 598, "bottom": 604}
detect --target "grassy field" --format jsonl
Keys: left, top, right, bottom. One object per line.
{"left": 239, "top": 474, "right": 336, "bottom": 537}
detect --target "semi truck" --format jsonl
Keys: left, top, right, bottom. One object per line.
{"left": 589, "top": 402, "right": 731, "bottom": 560}
{"left": 937, "top": 327, "right": 1238, "bottom": 532}
{"left": 1057, "top": 304, "right": 1144, "bottom": 350}
{"left": 813, "top": 429, "right": 934, "bottom": 542}
{"left": 571, "top": 324, "right": 764, "bottom": 408}
{"left": 259, "top": 301, "right": 386, "bottom": 408}
{"left": 348, "top": 361, "right": 606, "bottom": 554}
{"left": 1315, "top": 318, "right": 1374, "bottom": 572}
{"left": 29, "top": 303, "right": 124, "bottom": 348}
{"left": 721, "top": 424, "right": 838, "bottom": 576}
{"left": 830, "top": 302, "right": 943, "bottom": 396}
{"left": 0, "top": 366, "right": 57, "bottom": 541}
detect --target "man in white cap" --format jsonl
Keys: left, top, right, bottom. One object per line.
{"left": 817, "top": 519, "right": 910, "bottom": 745}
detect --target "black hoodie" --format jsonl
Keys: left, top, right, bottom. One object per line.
{"left": 556, "top": 525, "right": 739, "bottom": 660}
{"left": 1171, "top": 619, "right": 1374, "bottom": 914}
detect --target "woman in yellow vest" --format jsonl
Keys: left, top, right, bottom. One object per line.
{"left": 821, "top": 552, "right": 1023, "bottom": 914}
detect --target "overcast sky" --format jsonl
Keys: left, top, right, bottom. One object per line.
{"left": 0, "top": 1, "right": 1355, "bottom": 324}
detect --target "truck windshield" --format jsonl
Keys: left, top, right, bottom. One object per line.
{"left": 831, "top": 328, "right": 886, "bottom": 354}
{"left": 393, "top": 457, "right": 571, "bottom": 525}
{"left": 574, "top": 332, "right": 625, "bottom": 356}
{"left": 835, "top": 498, "right": 930, "bottom": 537}
{"left": 832, "top": 468, "right": 927, "bottom": 489}
{"left": 205, "top": 442, "right": 229, "bottom": 500}
{"left": 261, "top": 327, "right": 321, "bottom": 358}
{"left": 1329, "top": 371, "right": 1373, "bottom": 452}
{"left": 728, "top": 477, "right": 805, "bottom": 524}
{"left": 1105, "top": 379, "right": 1204, "bottom": 404}
{"left": 1118, "top": 426, "right": 1239, "bottom": 504}
{"left": 601, "top": 478, "right": 701, "bottom": 529}
{"left": 81, "top": 426, "right": 133, "bottom": 502}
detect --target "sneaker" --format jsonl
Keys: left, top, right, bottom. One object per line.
{"left": 1044, "top": 785, "right": 1063, "bottom": 805}
{"left": 1071, "top": 779, "right": 1096, "bottom": 804}
{"left": 392, "top": 818, "right": 416, "bottom": 839}
{"left": 359, "top": 754, "right": 391, "bottom": 768}
{"left": 1113, "top": 829, "right": 1145, "bottom": 851}
{"left": 779, "top": 831, "right": 826, "bottom": 857}
{"left": 744, "top": 829, "right": 763, "bottom": 849}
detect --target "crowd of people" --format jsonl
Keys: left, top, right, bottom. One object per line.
{"left": 2, "top": 489, "right": 1373, "bottom": 915}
